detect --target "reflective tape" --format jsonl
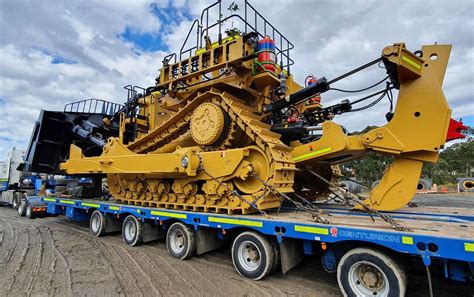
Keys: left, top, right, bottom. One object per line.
{"left": 59, "top": 199, "right": 75, "bottom": 205}
{"left": 465, "top": 243, "right": 474, "bottom": 252}
{"left": 294, "top": 225, "right": 329, "bottom": 235}
{"left": 109, "top": 206, "right": 120, "bottom": 211}
{"left": 43, "top": 198, "right": 56, "bottom": 202}
{"left": 402, "top": 56, "right": 422, "bottom": 70}
{"left": 81, "top": 202, "right": 100, "bottom": 208}
{"left": 402, "top": 236, "right": 414, "bottom": 245}
{"left": 293, "top": 147, "right": 332, "bottom": 162}
{"left": 208, "top": 217, "right": 263, "bottom": 227}
{"left": 150, "top": 211, "right": 187, "bottom": 219}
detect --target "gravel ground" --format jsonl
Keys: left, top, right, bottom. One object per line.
{"left": 411, "top": 193, "right": 474, "bottom": 208}
{"left": 0, "top": 194, "right": 472, "bottom": 296}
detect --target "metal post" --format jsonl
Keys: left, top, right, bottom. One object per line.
{"left": 286, "top": 40, "right": 290, "bottom": 75}
{"left": 244, "top": 0, "right": 247, "bottom": 34}
{"left": 218, "top": 1, "right": 222, "bottom": 44}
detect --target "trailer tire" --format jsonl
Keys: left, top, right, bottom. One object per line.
{"left": 25, "top": 202, "right": 35, "bottom": 219}
{"left": 90, "top": 210, "right": 106, "bottom": 237}
{"left": 122, "top": 215, "right": 143, "bottom": 246}
{"left": 270, "top": 239, "right": 281, "bottom": 274}
{"left": 166, "top": 222, "right": 196, "bottom": 260}
{"left": 231, "top": 231, "right": 275, "bottom": 280}
{"left": 12, "top": 193, "right": 20, "bottom": 209}
{"left": 337, "top": 247, "right": 406, "bottom": 297}
{"left": 17, "top": 200, "right": 26, "bottom": 217}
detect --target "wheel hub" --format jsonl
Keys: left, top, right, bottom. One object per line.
{"left": 176, "top": 234, "right": 184, "bottom": 247}
{"left": 359, "top": 265, "right": 384, "bottom": 290}
{"left": 170, "top": 230, "right": 185, "bottom": 253}
{"left": 125, "top": 221, "right": 136, "bottom": 241}
{"left": 92, "top": 216, "right": 99, "bottom": 232}
{"left": 238, "top": 241, "right": 261, "bottom": 271}
{"left": 247, "top": 245, "right": 259, "bottom": 261}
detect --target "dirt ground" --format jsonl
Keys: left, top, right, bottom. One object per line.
{"left": 0, "top": 194, "right": 473, "bottom": 296}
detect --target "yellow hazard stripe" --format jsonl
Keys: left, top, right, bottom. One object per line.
{"left": 151, "top": 211, "right": 187, "bottom": 219}
{"left": 402, "top": 56, "right": 422, "bottom": 70}
{"left": 43, "top": 198, "right": 56, "bottom": 202}
{"left": 208, "top": 217, "right": 263, "bottom": 227}
{"left": 293, "top": 147, "right": 332, "bottom": 162}
{"left": 59, "top": 199, "right": 75, "bottom": 205}
{"left": 81, "top": 202, "right": 100, "bottom": 208}
{"left": 109, "top": 206, "right": 120, "bottom": 211}
{"left": 294, "top": 225, "right": 329, "bottom": 235}
{"left": 402, "top": 236, "right": 414, "bottom": 245}
{"left": 465, "top": 243, "right": 474, "bottom": 252}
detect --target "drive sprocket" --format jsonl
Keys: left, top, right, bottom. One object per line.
{"left": 190, "top": 102, "right": 229, "bottom": 146}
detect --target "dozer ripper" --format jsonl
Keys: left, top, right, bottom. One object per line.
{"left": 23, "top": 0, "right": 465, "bottom": 214}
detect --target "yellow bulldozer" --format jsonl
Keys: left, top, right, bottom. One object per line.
{"left": 22, "top": 0, "right": 465, "bottom": 215}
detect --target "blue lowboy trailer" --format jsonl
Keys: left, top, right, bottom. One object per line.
{"left": 28, "top": 196, "right": 474, "bottom": 296}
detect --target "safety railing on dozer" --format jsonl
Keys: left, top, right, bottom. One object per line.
{"left": 162, "top": 0, "right": 294, "bottom": 75}
{"left": 64, "top": 99, "right": 123, "bottom": 116}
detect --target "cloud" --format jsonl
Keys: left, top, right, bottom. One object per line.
{"left": 246, "top": 0, "right": 474, "bottom": 128}
{"left": 0, "top": 0, "right": 169, "bottom": 157}
{"left": 0, "top": 0, "right": 472, "bottom": 160}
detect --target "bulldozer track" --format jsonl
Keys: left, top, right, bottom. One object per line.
{"left": 109, "top": 88, "right": 295, "bottom": 214}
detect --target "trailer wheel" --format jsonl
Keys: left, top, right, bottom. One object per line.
{"left": 122, "top": 215, "right": 143, "bottom": 246}
{"left": 337, "top": 247, "right": 406, "bottom": 297}
{"left": 12, "top": 193, "right": 20, "bottom": 209}
{"left": 25, "top": 203, "right": 35, "bottom": 219}
{"left": 166, "top": 222, "right": 196, "bottom": 260}
{"left": 90, "top": 210, "right": 106, "bottom": 237}
{"left": 269, "top": 239, "right": 281, "bottom": 274}
{"left": 17, "top": 200, "right": 26, "bottom": 217}
{"left": 231, "top": 231, "right": 275, "bottom": 280}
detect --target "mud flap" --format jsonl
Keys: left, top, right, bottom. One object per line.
{"left": 280, "top": 239, "right": 304, "bottom": 274}
{"left": 196, "top": 228, "right": 224, "bottom": 255}
{"left": 104, "top": 213, "right": 122, "bottom": 233}
{"left": 142, "top": 221, "right": 165, "bottom": 243}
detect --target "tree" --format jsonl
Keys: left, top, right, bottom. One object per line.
{"left": 219, "top": 2, "right": 242, "bottom": 39}
{"left": 344, "top": 126, "right": 474, "bottom": 185}
{"left": 343, "top": 126, "right": 392, "bottom": 184}
{"left": 346, "top": 153, "right": 392, "bottom": 184}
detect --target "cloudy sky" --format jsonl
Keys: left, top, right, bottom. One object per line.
{"left": 0, "top": 0, "right": 473, "bottom": 158}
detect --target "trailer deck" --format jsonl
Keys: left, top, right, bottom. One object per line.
{"left": 41, "top": 196, "right": 474, "bottom": 264}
